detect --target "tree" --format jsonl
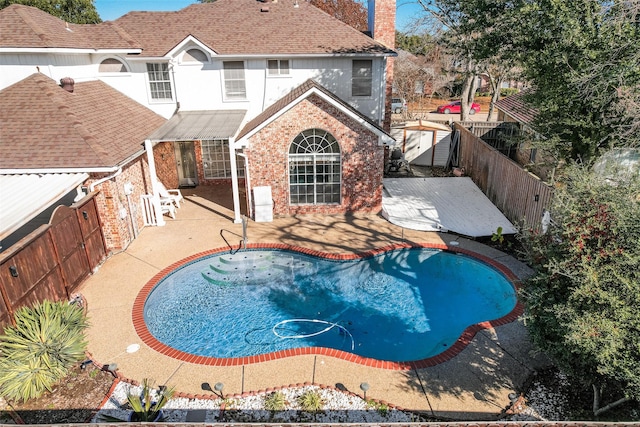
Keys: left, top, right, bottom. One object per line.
{"left": 309, "top": 0, "right": 367, "bottom": 31}
{"left": 515, "top": 0, "right": 640, "bottom": 162}
{"left": 415, "top": 0, "right": 522, "bottom": 121}
{"left": 0, "top": 0, "right": 101, "bottom": 23}
{"left": 520, "top": 159, "right": 640, "bottom": 415}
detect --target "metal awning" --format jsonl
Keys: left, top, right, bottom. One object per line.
{"left": 147, "top": 110, "right": 247, "bottom": 142}
{"left": 382, "top": 177, "right": 517, "bottom": 237}
{"left": 0, "top": 173, "right": 89, "bottom": 241}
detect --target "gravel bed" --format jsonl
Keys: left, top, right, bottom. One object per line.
{"left": 94, "top": 382, "right": 423, "bottom": 423}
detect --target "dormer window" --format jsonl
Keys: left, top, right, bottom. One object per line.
{"left": 146, "top": 63, "right": 173, "bottom": 101}
{"left": 351, "top": 59, "right": 372, "bottom": 97}
{"left": 267, "top": 59, "right": 289, "bottom": 76}
{"left": 183, "top": 48, "right": 208, "bottom": 63}
{"left": 99, "top": 58, "right": 127, "bottom": 73}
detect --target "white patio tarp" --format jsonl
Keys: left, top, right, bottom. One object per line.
{"left": 382, "top": 177, "right": 517, "bottom": 237}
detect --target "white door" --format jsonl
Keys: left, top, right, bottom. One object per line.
{"left": 404, "top": 130, "right": 435, "bottom": 166}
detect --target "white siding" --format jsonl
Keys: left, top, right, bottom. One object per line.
{"left": 2, "top": 51, "right": 387, "bottom": 123}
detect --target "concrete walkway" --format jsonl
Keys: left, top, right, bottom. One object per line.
{"left": 79, "top": 187, "right": 550, "bottom": 421}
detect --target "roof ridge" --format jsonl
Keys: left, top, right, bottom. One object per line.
{"left": 103, "top": 21, "right": 141, "bottom": 49}
{"left": 14, "top": 5, "right": 52, "bottom": 46}
{"left": 37, "top": 76, "right": 112, "bottom": 163}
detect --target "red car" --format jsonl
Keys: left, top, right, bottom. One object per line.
{"left": 436, "top": 101, "right": 481, "bottom": 115}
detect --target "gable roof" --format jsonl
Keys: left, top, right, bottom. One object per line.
{"left": 0, "top": 73, "right": 166, "bottom": 170}
{"left": 113, "top": 0, "right": 395, "bottom": 57}
{"left": 494, "top": 91, "right": 538, "bottom": 125}
{"left": 236, "top": 79, "right": 393, "bottom": 145}
{"left": 0, "top": 4, "right": 140, "bottom": 51}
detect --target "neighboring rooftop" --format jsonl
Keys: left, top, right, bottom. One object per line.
{"left": 0, "top": 73, "right": 166, "bottom": 169}
{"left": 494, "top": 90, "right": 538, "bottom": 125}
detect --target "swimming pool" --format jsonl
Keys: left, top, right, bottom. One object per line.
{"left": 136, "top": 245, "right": 519, "bottom": 367}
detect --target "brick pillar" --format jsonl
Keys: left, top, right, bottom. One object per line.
{"left": 368, "top": 0, "right": 396, "bottom": 131}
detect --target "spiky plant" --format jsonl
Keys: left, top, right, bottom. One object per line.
{"left": 264, "top": 391, "right": 286, "bottom": 411}
{"left": 297, "top": 390, "right": 324, "bottom": 412}
{"left": 127, "top": 379, "right": 175, "bottom": 422}
{"left": 0, "top": 300, "right": 88, "bottom": 402}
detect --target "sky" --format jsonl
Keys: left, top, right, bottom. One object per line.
{"left": 94, "top": 0, "right": 425, "bottom": 31}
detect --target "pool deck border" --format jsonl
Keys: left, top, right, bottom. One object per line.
{"left": 132, "top": 241, "right": 524, "bottom": 371}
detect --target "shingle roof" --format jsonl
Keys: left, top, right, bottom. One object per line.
{"left": 113, "top": 0, "right": 394, "bottom": 57}
{"left": 0, "top": 73, "right": 166, "bottom": 170}
{"left": 236, "top": 79, "right": 390, "bottom": 143}
{"left": 494, "top": 90, "right": 538, "bottom": 125}
{"left": 0, "top": 4, "right": 140, "bottom": 50}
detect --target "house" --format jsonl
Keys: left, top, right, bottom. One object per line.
{"left": 0, "top": 0, "right": 397, "bottom": 252}
{"left": 0, "top": 74, "right": 166, "bottom": 252}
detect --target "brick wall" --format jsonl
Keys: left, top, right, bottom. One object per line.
{"left": 245, "top": 94, "right": 384, "bottom": 217}
{"left": 153, "top": 142, "right": 179, "bottom": 189}
{"left": 89, "top": 155, "right": 152, "bottom": 252}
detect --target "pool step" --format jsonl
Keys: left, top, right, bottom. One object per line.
{"left": 202, "top": 255, "right": 315, "bottom": 285}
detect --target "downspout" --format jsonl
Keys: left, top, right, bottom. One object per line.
{"left": 89, "top": 167, "right": 122, "bottom": 192}
{"left": 228, "top": 137, "right": 243, "bottom": 223}
{"left": 236, "top": 152, "right": 252, "bottom": 220}
{"left": 144, "top": 139, "right": 166, "bottom": 226}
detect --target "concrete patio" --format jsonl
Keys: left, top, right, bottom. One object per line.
{"left": 79, "top": 186, "right": 550, "bottom": 421}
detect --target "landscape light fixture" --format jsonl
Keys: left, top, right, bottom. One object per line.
{"left": 360, "top": 382, "right": 370, "bottom": 400}
{"left": 214, "top": 382, "right": 225, "bottom": 398}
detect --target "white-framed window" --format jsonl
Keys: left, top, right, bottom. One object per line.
{"left": 183, "top": 48, "right": 208, "bottom": 63}
{"left": 201, "top": 139, "right": 245, "bottom": 179}
{"left": 352, "top": 59, "right": 372, "bottom": 97}
{"left": 267, "top": 59, "right": 290, "bottom": 76}
{"left": 146, "top": 63, "right": 173, "bottom": 100}
{"left": 99, "top": 58, "right": 127, "bottom": 73}
{"left": 223, "top": 61, "right": 246, "bottom": 100}
{"left": 289, "top": 129, "right": 341, "bottom": 205}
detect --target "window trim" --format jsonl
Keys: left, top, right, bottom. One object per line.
{"left": 222, "top": 60, "right": 247, "bottom": 101}
{"left": 99, "top": 57, "right": 129, "bottom": 74}
{"left": 201, "top": 139, "right": 245, "bottom": 179}
{"left": 288, "top": 129, "right": 342, "bottom": 206}
{"left": 145, "top": 62, "right": 174, "bottom": 103}
{"left": 267, "top": 59, "right": 290, "bottom": 77}
{"left": 351, "top": 59, "right": 373, "bottom": 98}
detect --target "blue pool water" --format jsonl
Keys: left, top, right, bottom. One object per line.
{"left": 143, "top": 248, "right": 517, "bottom": 362}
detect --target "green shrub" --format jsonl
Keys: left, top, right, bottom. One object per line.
{"left": 500, "top": 88, "right": 520, "bottom": 97}
{"left": 297, "top": 390, "right": 324, "bottom": 412}
{"left": 264, "top": 391, "right": 286, "bottom": 411}
{"left": 0, "top": 300, "right": 88, "bottom": 402}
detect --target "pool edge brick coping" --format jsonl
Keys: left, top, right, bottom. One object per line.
{"left": 129, "top": 242, "right": 523, "bottom": 371}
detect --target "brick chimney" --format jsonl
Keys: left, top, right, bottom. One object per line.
{"left": 368, "top": 0, "right": 396, "bottom": 131}
{"left": 368, "top": 0, "right": 396, "bottom": 50}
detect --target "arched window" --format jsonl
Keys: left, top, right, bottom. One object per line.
{"left": 289, "top": 129, "right": 341, "bottom": 205}
{"left": 99, "top": 58, "right": 127, "bottom": 73}
{"left": 183, "top": 49, "right": 208, "bottom": 63}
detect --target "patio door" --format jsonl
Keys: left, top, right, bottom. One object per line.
{"left": 174, "top": 141, "right": 198, "bottom": 187}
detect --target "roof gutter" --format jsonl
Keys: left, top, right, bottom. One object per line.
{"left": 125, "top": 52, "right": 397, "bottom": 61}
{"left": 0, "top": 146, "right": 146, "bottom": 175}
{"left": 0, "top": 48, "right": 142, "bottom": 54}
{"left": 89, "top": 166, "right": 122, "bottom": 192}
{"left": 0, "top": 166, "right": 122, "bottom": 175}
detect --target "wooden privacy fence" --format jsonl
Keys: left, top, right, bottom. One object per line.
{"left": 0, "top": 193, "right": 107, "bottom": 328}
{"left": 454, "top": 123, "right": 553, "bottom": 230}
